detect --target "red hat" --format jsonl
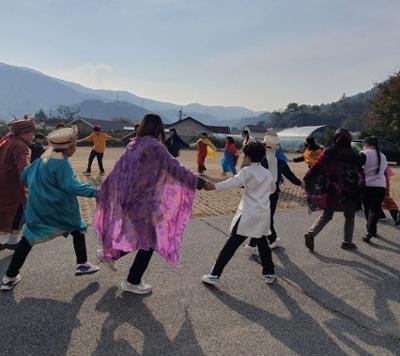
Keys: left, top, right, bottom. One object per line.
{"left": 7, "top": 116, "right": 35, "bottom": 135}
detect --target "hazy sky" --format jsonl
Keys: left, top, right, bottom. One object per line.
{"left": 1, "top": 0, "right": 399, "bottom": 111}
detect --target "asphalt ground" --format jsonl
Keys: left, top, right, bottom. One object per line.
{"left": 0, "top": 209, "right": 399, "bottom": 355}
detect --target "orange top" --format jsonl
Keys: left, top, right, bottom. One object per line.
{"left": 85, "top": 133, "right": 112, "bottom": 153}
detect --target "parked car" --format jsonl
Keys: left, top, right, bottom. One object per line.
{"left": 352, "top": 139, "right": 400, "bottom": 165}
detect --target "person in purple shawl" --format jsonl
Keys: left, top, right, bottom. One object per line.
{"left": 94, "top": 114, "right": 206, "bottom": 294}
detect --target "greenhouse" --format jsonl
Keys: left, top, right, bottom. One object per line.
{"left": 278, "top": 125, "right": 336, "bottom": 151}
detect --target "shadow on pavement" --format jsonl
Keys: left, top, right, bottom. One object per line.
{"left": 209, "top": 284, "right": 346, "bottom": 355}
{"left": 0, "top": 282, "right": 99, "bottom": 355}
{"left": 93, "top": 286, "right": 204, "bottom": 356}
{"left": 274, "top": 250, "right": 400, "bottom": 354}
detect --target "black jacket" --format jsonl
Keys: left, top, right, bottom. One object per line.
{"left": 261, "top": 157, "right": 302, "bottom": 192}
{"left": 165, "top": 135, "right": 189, "bottom": 157}
{"left": 30, "top": 142, "right": 45, "bottom": 163}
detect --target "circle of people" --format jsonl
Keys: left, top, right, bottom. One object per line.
{"left": 0, "top": 114, "right": 397, "bottom": 292}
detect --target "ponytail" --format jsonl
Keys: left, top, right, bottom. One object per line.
{"left": 364, "top": 136, "right": 380, "bottom": 174}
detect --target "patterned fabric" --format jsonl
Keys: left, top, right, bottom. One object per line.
{"left": 304, "top": 146, "right": 364, "bottom": 212}
{"left": 94, "top": 136, "right": 197, "bottom": 266}
{"left": 0, "top": 136, "right": 31, "bottom": 232}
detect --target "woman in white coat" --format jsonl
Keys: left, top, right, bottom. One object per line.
{"left": 202, "top": 142, "right": 277, "bottom": 285}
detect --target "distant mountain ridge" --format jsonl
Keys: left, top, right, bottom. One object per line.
{"left": 0, "top": 61, "right": 261, "bottom": 124}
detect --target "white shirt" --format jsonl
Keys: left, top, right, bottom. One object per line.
{"left": 215, "top": 163, "right": 275, "bottom": 237}
{"left": 362, "top": 149, "right": 387, "bottom": 188}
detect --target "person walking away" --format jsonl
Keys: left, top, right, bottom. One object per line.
{"left": 165, "top": 128, "right": 189, "bottom": 158}
{"left": 30, "top": 133, "right": 46, "bottom": 162}
{"left": 202, "top": 142, "right": 277, "bottom": 285}
{"left": 191, "top": 132, "right": 217, "bottom": 175}
{"left": 94, "top": 114, "right": 206, "bottom": 294}
{"left": 293, "top": 137, "right": 322, "bottom": 168}
{"left": 246, "top": 132, "right": 303, "bottom": 251}
{"left": 303, "top": 128, "right": 364, "bottom": 251}
{"left": 220, "top": 136, "right": 238, "bottom": 176}
{"left": 1, "top": 126, "right": 99, "bottom": 291}
{"left": 361, "top": 137, "right": 388, "bottom": 242}
{"left": 0, "top": 116, "right": 35, "bottom": 250}
{"left": 79, "top": 125, "right": 121, "bottom": 176}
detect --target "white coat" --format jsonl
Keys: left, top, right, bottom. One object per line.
{"left": 215, "top": 163, "right": 275, "bottom": 238}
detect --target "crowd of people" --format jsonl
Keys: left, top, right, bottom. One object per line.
{"left": 0, "top": 113, "right": 398, "bottom": 293}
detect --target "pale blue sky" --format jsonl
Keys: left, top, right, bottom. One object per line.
{"left": 1, "top": 0, "right": 399, "bottom": 111}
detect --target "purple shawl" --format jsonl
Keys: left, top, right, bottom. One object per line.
{"left": 94, "top": 136, "right": 197, "bottom": 266}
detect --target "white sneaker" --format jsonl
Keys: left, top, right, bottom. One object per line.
{"left": 75, "top": 261, "right": 100, "bottom": 275}
{"left": 5, "top": 235, "right": 20, "bottom": 250}
{"left": 268, "top": 238, "right": 281, "bottom": 249}
{"left": 202, "top": 274, "right": 220, "bottom": 285}
{"left": 1, "top": 274, "right": 21, "bottom": 291}
{"left": 97, "top": 249, "right": 117, "bottom": 272}
{"left": 121, "top": 278, "right": 152, "bottom": 294}
{"left": 264, "top": 274, "right": 276, "bottom": 285}
{"left": 244, "top": 244, "right": 257, "bottom": 255}
{"left": 82, "top": 171, "right": 91, "bottom": 176}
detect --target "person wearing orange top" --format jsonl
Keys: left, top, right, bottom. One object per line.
{"left": 293, "top": 137, "right": 322, "bottom": 168}
{"left": 190, "top": 132, "right": 216, "bottom": 175}
{"left": 78, "top": 125, "right": 120, "bottom": 176}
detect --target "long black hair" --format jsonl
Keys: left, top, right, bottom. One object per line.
{"left": 364, "top": 136, "right": 381, "bottom": 174}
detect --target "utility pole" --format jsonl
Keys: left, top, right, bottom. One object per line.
{"left": 178, "top": 107, "right": 183, "bottom": 121}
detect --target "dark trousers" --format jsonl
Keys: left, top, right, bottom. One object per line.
{"left": 307, "top": 207, "right": 355, "bottom": 242}
{"left": 212, "top": 221, "right": 275, "bottom": 277}
{"left": 127, "top": 249, "right": 154, "bottom": 284}
{"left": 249, "top": 190, "right": 279, "bottom": 246}
{"left": 363, "top": 187, "right": 386, "bottom": 237}
{"left": 6, "top": 230, "right": 88, "bottom": 278}
{"left": 11, "top": 205, "right": 25, "bottom": 230}
{"left": 86, "top": 150, "right": 104, "bottom": 173}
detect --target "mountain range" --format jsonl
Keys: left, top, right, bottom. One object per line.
{"left": 0, "top": 61, "right": 261, "bottom": 125}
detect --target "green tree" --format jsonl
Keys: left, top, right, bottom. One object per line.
{"left": 286, "top": 103, "right": 299, "bottom": 112}
{"left": 56, "top": 105, "right": 80, "bottom": 122}
{"left": 363, "top": 71, "right": 400, "bottom": 140}
{"left": 35, "top": 109, "right": 48, "bottom": 122}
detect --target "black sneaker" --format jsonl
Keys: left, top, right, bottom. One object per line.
{"left": 1, "top": 275, "right": 21, "bottom": 291}
{"left": 363, "top": 234, "right": 372, "bottom": 243}
{"left": 341, "top": 242, "right": 357, "bottom": 250}
{"left": 304, "top": 233, "right": 314, "bottom": 251}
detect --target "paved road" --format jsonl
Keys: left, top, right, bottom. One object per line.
{"left": 0, "top": 209, "right": 399, "bottom": 355}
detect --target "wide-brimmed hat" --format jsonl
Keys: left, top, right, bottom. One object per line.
{"left": 263, "top": 131, "right": 280, "bottom": 149}
{"left": 7, "top": 115, "right": 35, "bottom": 135}
{"left": 47, "top": 126, "right": 78, "bottom": 150}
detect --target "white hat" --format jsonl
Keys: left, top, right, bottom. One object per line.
{"left": 42, "top": 126, "right": 78, "bottom": 163}
{"left": 47, "top": 126, "right": 78, "bottom": 149}
{"left": 263, "top": 131, "right": 280, "bottom": 149}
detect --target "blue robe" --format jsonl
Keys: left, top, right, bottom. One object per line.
{"left": 21, "top": 156, "right": 96, "bottom": 244}
{"left": 221, "top": 148, "right": 237, "bottom": 174}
